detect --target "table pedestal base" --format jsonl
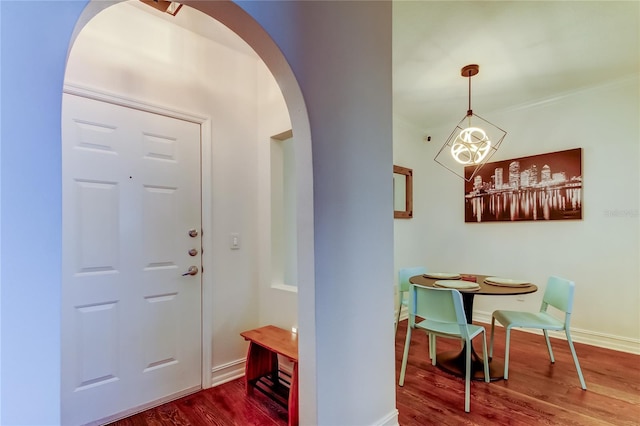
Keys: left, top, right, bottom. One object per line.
{"left": 436, "top": 350, "right": 504, "bottom": 381}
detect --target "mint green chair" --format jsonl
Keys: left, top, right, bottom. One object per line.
{"left": 399, "top": 284, "right": 489, "bottom": 412}
{"left": 489, "top": 276, "right": 587, "bottom": 390}
{"left": 396, "top": 267, "right": 427, "bottom": 335}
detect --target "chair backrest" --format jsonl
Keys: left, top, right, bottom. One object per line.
{"left": 542, "top": 276, "right": 575, "bottom": 314}
{"left": 398, "top": 266, "right": 427, "bottom": 293}
{"left": 409, "top": 284, "right": 471, "bottom": 338}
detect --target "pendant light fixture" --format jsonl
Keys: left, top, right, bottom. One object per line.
{"left": 434, "top": 64, "right": 507, "bottom": 182}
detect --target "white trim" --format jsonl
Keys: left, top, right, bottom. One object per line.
{"left": 211, "top": 359, "right": 246, "bottom": 387}
{"left": 63, "top": 82, "right": 209, "bottom": 124}
{"left": 473, "top": 311, "right": 640, "bottom": 355}
{"left": 62, "top": 81, "right": 216, "bottom": 392}
{"left": 374, "top": 409, "right": 399, "bottom": 426}
{"left": 271, "top": 282, "right": 299, "bottom": 293}
{"left": 86, "top": 385, "right": 201, "bottom": 426}
{"left": 397, "top": 309, "right": 640, "bottom": 354}
{"left": 200, "top": 117, "right": 214, "bottom": 389}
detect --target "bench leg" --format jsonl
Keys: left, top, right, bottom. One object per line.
{"left": 245, "top": 342, "right": 278, "bottom": 394}
{"left": 289, "top": 362, "right": 298, "bottom": 426}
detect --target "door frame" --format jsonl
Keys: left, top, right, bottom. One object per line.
{"left": 63, "top": 82, "right": 214, "bottom": 390}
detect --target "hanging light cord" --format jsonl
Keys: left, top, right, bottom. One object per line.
{"left": 467, "top": 70, "right": 473, "bottom": 118}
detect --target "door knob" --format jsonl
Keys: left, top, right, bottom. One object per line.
{"left": 188, "top": 248, "right": 198, "bottom": 256}
{"left": 188, "top": 228, "right": 198, "bottom": 238}
{"left": 182, "top": 266, "right": 199, "bottom": 276}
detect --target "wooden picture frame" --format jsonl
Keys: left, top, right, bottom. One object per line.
{"left": 394, "top": 165, "right": 413, "bottom": 219}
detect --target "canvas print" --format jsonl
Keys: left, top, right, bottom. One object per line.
{"left": 464, "top": 148, "right": 582, "bottom": 222}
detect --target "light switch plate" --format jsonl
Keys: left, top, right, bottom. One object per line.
{"left": 230, "top": 233, "right": 240, "bottom": 250}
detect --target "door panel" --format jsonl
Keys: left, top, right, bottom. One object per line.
{"left": 62, "top": 93, "right": 202, "bottom": 425}
{"left": 75, "top": 302, "right": 119, "bottom": 390}
{"left": 75, "top": 180, "right": 120, "bottom": 272}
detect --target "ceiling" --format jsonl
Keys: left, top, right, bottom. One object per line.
{"left": 393, "top": 1, "right": 639, "bottom": 131}
{"left": 133, "top": 0, "right": 639, "bottom": 132}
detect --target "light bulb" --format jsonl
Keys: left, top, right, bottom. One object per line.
{"left": 450, "top": 127, "right": 492, "bottom": 165}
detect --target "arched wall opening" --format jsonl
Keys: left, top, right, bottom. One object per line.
{"left": 2, "top": 2, "right": 394, "bottom": 425}
{"left": 63, "top": 0, "right": 316, "bottom": 424}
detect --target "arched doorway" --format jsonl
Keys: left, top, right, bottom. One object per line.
{"left": 62, "top": 1, "right": 315, "bottom": 424}
{"left": 2, "top": 2, "right": 397, "bottom": 425}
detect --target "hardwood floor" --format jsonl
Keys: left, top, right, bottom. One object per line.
{"left": 109, "top": 378, "right": 288, "bottom": 426}
{"left": 111, "top": 321, "right": 640, "bottom": 425}
{"left": 395, "top": 321, "right": 639, "bottom": 426}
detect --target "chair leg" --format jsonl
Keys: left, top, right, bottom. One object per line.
{"left": 399, "top": 325, "right": 413, "bottom": 386}
{"left": 543, "top": 330, "right": 555, "bottom": 363}
{"left": 565, "top": 330, "right": 587, "bottom": 390}
{"left": 464, "top": 338, "right": 471, "bottom": 412}
{"left": 395, "top": 294, "right": 403, "bottom": 335}
{"left": 480, "top": 331, "right": 490, "bottom": 383}
{"left": 489, "top": 316, "right": 496, "bottom": 360}
{"left": 504, "top": 327, "right": 512, "bottom": 380}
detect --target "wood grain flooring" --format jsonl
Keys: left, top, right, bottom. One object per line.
{"left": 110, "top": 321, "right": 640, "bottom": 425}
{"left": 109, "top": 378, "right": 288, "bottom": 426}
{"left": 395, "top": 321, "right": 639, "bottom": 426}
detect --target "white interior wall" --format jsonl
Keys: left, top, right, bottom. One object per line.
{"left": 283, "top": 138, "right": 298, "bottom": 287}
{"left": 1, "top": 2, "right": 76, "bottom": 422}
{"left": 394, "top": 75, "right": 640, "bottom": 353}
{"left": 256, "top": 60, "right": 298, "bottom": 329}
{"left": 270, "top": 140, "right": 286, "bottom": 284}
{"left": 63, "top": 2, "right": 294, "bottom": 378}
{"left": 239, "top": 2, "right": 396, "bottom": 424}
{"left": 268, "top": 136, "right": 298, "bottom": 290}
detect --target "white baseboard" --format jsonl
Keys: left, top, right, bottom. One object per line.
{"left": 397, "top": 310, "right": 640, "bottom": 355}
{"left": 474, "top": 311, "right": 640, "bottom": 355}
{"left": 89, "top": 386, "right": 201, "bottom": 426}
{"left": 209, "top": 356, "right": 298, "bottom": 389}
{"left": 210, "top": 358, "right": 246, "bottom": 387}
{"left": 375, "top": 409, "right": 399, "bottom": 426}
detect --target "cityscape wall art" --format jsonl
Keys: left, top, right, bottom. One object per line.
{"left": 464, "top": 148, "right": 582, "bottom": 223}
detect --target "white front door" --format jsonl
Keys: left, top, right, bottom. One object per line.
{"left": 61, "top": 93, "right": 202, "bottom": 425}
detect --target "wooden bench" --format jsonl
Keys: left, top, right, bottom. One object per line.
{"left": 240, "top": 325, "right": 298, "bottom": 426}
